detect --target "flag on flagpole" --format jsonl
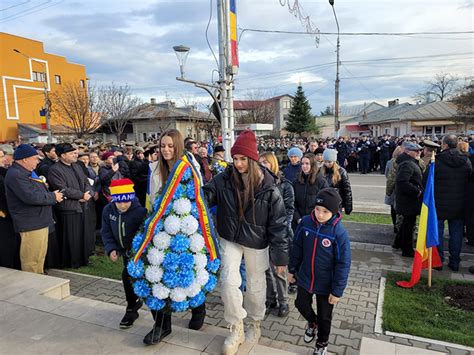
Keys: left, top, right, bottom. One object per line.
{"left": 207, "top": 135, "right": 214, "bottom": 156}
{"left": 397, "top": 162, "right": 442, "bottom": 288}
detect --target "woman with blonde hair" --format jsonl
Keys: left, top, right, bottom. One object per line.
{"left": 320, "top": 149, "right": 353, "bottom": 215}
{"left": 259, "top": 151, "right": 294, "bottom": 317}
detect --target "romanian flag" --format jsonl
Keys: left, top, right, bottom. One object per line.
{"left": 397, "top": 162, "right": 442, "bottom": 288}
{"left": 145, "top": 162, "right": 152, "bottom": 212}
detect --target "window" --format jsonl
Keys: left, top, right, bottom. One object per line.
{"left": 424, "top": 126, "right": 445, "bottom": 135}
{"left": 32, "top": 71, "right": 45, "bottom": 82}
{"left": 283, "top": 100, "right": 291, "bottom": 109}
{"left": 55, "top": 75, "right": 61, "bottom": 84}
{"left": 393, "top": 127, "right": 400, "bottom": 137}
{"left": 80, "top": 79, "right": 85, "bottom": 88}
{"left": 384, "top": 128, "right": 389, "bottom": 134}
{"left": 434, "top": 126, "right": 444, "bottom": 134}
{"left": 425, "top": 126, "right": 433, "bottom": 135}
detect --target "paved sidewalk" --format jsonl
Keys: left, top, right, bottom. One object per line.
{"left": 49, "top": 243, "right": 474, "bottom": 355}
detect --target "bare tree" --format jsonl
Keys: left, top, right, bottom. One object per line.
{"left": 236, "top": 90, "right": 277, "bottom": 124}
{"left": 49, "top": 81, "right": 101, "bottom": 138}
{"left": 451, "top": 80, "right": 474, "bottom": 133}
{"left": 100, "top": 83, "right": 142, "bottom": 144}
{"left": 415, "top": 72, "right": 459, "bottom": 103}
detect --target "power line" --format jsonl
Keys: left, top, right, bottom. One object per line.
{"left": 0, "top": 0, "right": 64, "bottom": 23}
{"left": 0, "top": 0, "right": 31, "bottom": 12}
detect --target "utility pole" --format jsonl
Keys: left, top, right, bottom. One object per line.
{"left": 330, "top": 0, "right": 340, "bottom": 138}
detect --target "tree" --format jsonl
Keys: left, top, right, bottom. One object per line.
{"left": 237, "top": 90, "right": 277, "bottom": 124}
{"left": 319, "top": 105, "right": 333, "bottom": 116}
{"left": 415, "top": 72, "right": 459, "bottom": 103}
{"left": 49, "top": 81, "right": 101, "bottom": 139}
{"left": 100, "top": 83, "right": 142, "bottom": 144}
{"left": 451, "top": 80, "right": 474, "bottom": 133}
{"left": 285, "top": 85, "right": 318, "bottom": 135}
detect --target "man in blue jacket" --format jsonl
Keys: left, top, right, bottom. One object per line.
{"left": 101, "top": 178, "right": 146, "bottom": 328}
{"left": 5, "top": 144, "right": 63, "bottom": 274}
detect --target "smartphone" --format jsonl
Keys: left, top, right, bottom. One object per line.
{"left": 112, "top": 157, "right": 118, "bottom": 164}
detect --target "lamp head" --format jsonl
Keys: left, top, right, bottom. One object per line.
{"left": 173, "top": 45, "right": 190, "bottom": 78}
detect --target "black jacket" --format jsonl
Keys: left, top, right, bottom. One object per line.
{"left": 292, "top": 173, "right": 329, "bottom": 227}
{"left": 204, "top": 166, "right": 289, "bottom": 266}
{"left": 99, "top": 162, "right": 129, "bottom": 196}
{"left": 4, "top": 162, "right": 56, "bottom": 233}
{"left": 433, "top": 148, "right": 472, "bottom": 220}
{"left": 323, "top": 166, "right": 353, "bottom": 214}
{"left": 334, "top": 141, "right": 349, "bottom": 159}
{"left": 36, "top": 157, "right": 56, "bottom": 180}
{"left": 395, "top": 153, "right": 423, "bottom": 216}
{"left": 277, "top": 174, "right": 295, "bottom": 246}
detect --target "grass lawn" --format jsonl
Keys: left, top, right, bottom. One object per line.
{"left": 68, "top": 254, "right": 122, "bottom": 280}
{"left": 343, "top": 212, "right": 392, "bottom": 225}
{"left": 383, "top": 271, "right": 474, "bottom": 347}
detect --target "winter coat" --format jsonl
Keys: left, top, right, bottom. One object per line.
{"left": 129, "top": 157, "right": 148, "bottom": 204}
{"left": 433, "top": 148, "right": 472, "bottom": 220}
{"left": 386, "top": 157, "right": 425, "bottom": 199}
{"left": 323, "top": 166, "right": 353, "bottom": 214}
{"left": 283, "top": 162, "right": 301, "bottom": 183}
{"left": 292, "top": 173, "right": 329, "bottom": 227}
{"left": 334, "top": 141, "right": 349, "bottom": 159}
{"left": 204, "top": 165, "right": 289, "bottom": 266}
{"left": 4, "top": 162, "right": 56, "bottom": 233}
{"left": 36, "top": 157, "right": 56, "bottom": 180}
{"left": 101, "top": 198, "right": 147, "bottom": 256}
{"left": 356, "top": 140, "right": 372, "bottom": 156}
{"left": 289, "top": 211, "right": 351, "bottom": 297}
{"left": 467, "top": 152, "right": 474, "bottom": 221}
{"left": 276, "top": 174, "right": 295, "bottom": 249}
{"left": 395, "top": 153, "right": 423, "bottom": 216}
{"left": 99, "top": 163, "right": 128, "bottom": 197}
{"left": 48, "top": 161, "right": 93, "bottom": 213}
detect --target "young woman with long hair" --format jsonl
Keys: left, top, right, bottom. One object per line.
{"left": 259, "top": 151, "right": 294, "bottom": 317}
{"left": 204, "top": 130, "right": 288, "bottom": 355}
{"left": 320, "top": 149, "right": 353, "bottom": 215}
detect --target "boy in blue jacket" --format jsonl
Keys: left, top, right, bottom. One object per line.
{"left": 101, "top": 178, "right": 147, "bottom": 328}
{"left": 289, "top": 188, "right": 351, "bottom": 355}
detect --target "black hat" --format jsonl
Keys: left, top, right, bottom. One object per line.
{"left": 214, "top": 145, "right": 225, "bottom": 153}
{"left": 55, "top": 143, "right": 76, "bottom": 157}
{"left": 315, "top": 188, "right": 341, "bottom": 216}
{"left": 314, "top": 147, "right": 325, "bottom": 155}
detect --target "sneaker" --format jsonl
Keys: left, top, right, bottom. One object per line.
{"left": 278, "top": 303, "right": 289, "bottom": 318}
{"left": 314, "top": 342, "right": 328, "bottom": 355}
{"left": 119, "top": 300, "right": 143, "bottom": 329}
{"left": 304, "top": 322, "right": 317, "bottom": 343}
{"left": 246, "top": 321, "right": 261, "bottom": 344}
{"left": 222, "top": 320, "right": 245, "bottom": 355}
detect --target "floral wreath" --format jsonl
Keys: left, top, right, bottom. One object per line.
{"left": 127, "top": 153, "right": 220, "bottom": 312}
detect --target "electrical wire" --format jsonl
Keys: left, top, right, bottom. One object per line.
{"left": 0, "top": 0, "right": 64, "bottom": 23}
{"left": 0, "top": 0, "right": 31, "bottom": 12}
{"left": 205, "top": 0, "right": 219, "bottom": 71}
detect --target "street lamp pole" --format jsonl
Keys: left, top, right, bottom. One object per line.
{"left": 13, "top": 49, "right": 52, "bottom": 143}
{"left": 329, "top": 0, "right": 340, "bottom": 138}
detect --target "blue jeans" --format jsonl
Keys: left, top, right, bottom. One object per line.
{"left": 437, "top": 219, "right": 464, "bottom": 267}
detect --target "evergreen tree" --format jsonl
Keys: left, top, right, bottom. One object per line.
{"left": 285, "top": 85, "right": 318, "bottom": 135}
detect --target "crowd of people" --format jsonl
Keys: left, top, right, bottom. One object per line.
{"left": 0, "top": 130, "right": 472, "bottom": 355}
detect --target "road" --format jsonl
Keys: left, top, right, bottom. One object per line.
{"left": 348, "top": 172, "right": 390, "bottom": 214}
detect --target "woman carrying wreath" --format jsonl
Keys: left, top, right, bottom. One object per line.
{"left": 128, "top": 129, "right": 219, "bottom": 346}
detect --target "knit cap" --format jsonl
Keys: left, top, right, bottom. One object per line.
{"left": 315, "top": 188, "right": 341, "bottom": 216}
{"left": 13, "top": 144, "right": 38, "bottom": 160}
{"left": 322, "top": 149, "right": 338, "bottom": 162}
{"left": 110, "top": 178, "right": 135, "bottom": 202}
{"left": 287, "top": 147, "right": 303, "bottom": 158}
{"left": 231, "top": 130, "right": 258, "bottom": 161}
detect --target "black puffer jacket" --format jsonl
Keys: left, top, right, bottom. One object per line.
{"left": 277, "top": 174, "right": 295, "bottom": 245}
{"left": 204, "top": 165, "right": 289, "bottom": 266}
{"left": 395, "top": 153, "right": 423, "bottom": 216}
{"left": 323, "top": 166, "right": 353, "bottom": 214}
{"left": 292, "top": 173, "right": 329, "bottom": 227}
{"left": 433, "top": 148, "right": 472, "bottom": 220}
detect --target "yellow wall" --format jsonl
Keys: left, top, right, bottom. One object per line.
{"left": 0, "top": 32, "right": 87, "bottom": 142}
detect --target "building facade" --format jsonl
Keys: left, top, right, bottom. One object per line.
{"left": 0, "top": 32, "right": 87, "bottom": 142}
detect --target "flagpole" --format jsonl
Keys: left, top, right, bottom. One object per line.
{"left": 427, "top": 151, "right": 436, "bottom": 288}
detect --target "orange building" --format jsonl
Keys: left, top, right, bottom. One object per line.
{"left": 0, "top": 32, "right": 87, "bottom": 142}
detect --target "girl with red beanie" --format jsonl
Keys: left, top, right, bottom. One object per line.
{"left": 204, "top": 130, "right": 289, "bottom": 355}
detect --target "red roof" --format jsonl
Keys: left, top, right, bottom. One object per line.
{"left": 234, "top": 94, "right": 293, "bottom": 111}
{"left": 346, "top": 124, "right": 370, "bottom": 132}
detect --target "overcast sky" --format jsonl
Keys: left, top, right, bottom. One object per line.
{"left": 2, "top": 0, "right": 473, "bottom": 113}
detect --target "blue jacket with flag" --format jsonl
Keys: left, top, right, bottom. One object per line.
{"left": 289, "top": 212, "right": 351, "bottom": 297}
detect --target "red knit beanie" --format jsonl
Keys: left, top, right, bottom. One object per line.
{"left": 231, "top": 129, "right": 258, "bottom": 161}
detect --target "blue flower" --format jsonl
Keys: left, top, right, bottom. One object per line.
{"left": 203, "top": 275, "right": 217, "bottom": 293}
{"left": 145, "top": 296, "right": 165, "bottom": 311}
{"left": 178, "top": 253, "right": 194, "bottom": 270}
{"left": 127, "top": 259, "right": 145, "bottom": 279}
{"left": 162, "top": 271, "right": 179, "bottom": 288}
{"left": 189, "top": 291, "right": 206, "bottom": 308}
{"left": 177, "top": 269, "right": 194, "bottom": 288}
{"left": 155, "top": 220, "right": 164, "bottom": 232}
{"left": 131, "top": 233, "right": 145, "bottom": 253}
{"left": 171, "top": 300, "right": 189, "bottom": 312}
{"left": 162, "top": 252, "right": 179, "bottom": 271}
{"left": 163, "top": 203, "right": 173, "bottom": 217}
{"left": 186, "top": 181, "right": 196, "bottom": 200}
{"left": 170, "top": 234, "right": 190, "bottom": 253}
{"left": 191, "top": 202, "right": 199, "bottom": 219}
{"left": 183, "top": 167, "right": 192, "bottom": 181}
{"left": 206, "top": 258, "right": 221, "bottom": 273}
{"left": 174, "top": 184, "right": 185, "bottom": 199}
{"left": 133, "top": 280, "right": 151, "bottom": 298}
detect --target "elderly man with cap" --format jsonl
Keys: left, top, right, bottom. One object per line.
{"left": 283, "top": 147, "right": 303, "bottom": 183}
{"left": 4, "top": 144, "right": 63, "bottom": 273}
{"left": 48, "top": 143, "right": 94, "bottom": 268}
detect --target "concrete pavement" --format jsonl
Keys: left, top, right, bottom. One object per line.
{"left": 348, "top": 173, "right": 390, "bottom": 214}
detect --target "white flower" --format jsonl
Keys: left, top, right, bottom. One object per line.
{"left": 145, "top": 265, "right": 163, "bottom": 283}
{"left": 152, "top": 283, "right": 170, "bottom": 299}
{"left": 173, "top": 198, "right": 192, "bottom": 216}
{"left": 147, "top": 248, "right": 165, "bottom": 266}
{"left": 190, "top": 233, "right": 205, "bottom": 253}
{"left": 180, "top": 215, "right": 199, "bottom": 235}
{"left": 170, "top": 287, "right": 187, "bottom": 302}
{"left": 196, "top": 269, "right": 209, "bottom": 286}
{"left": 164, "top": 215, "right": 182, "bottom": 235}
{"left": 185, "top": 281, "right": 202, "bottom": 298}
{"left": 194, "top": 253, "right": 208, "bottom": 270}
{"left": 153, "top": 231, "right": 171, "bottom": 250}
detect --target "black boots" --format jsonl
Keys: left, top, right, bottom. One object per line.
{"left": 143, "top": 311, "right": 172, "bottom": 345}
{"left": 120, "top": 300, "right": 143, "bottom": 329}
{"left": 188, "top": 304, "right": 206, "bottom": 330}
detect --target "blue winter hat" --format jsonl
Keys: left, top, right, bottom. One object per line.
{"left": 287, "top": 147, "right": 303, "bottom": 158}
{"left": 323, "top": 149, "right": 338, "bottom": 162}
{"left": 13, "top": 144, "right": 38, "bottom": 160}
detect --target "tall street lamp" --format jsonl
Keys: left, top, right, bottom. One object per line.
{"left": 13, "top": 48, "right": 52, "bottom": 143}
{"left": 329, "top": 0, "right": 340, "bottom": 138}
{"left": 172, "top": 45, "right": 190, "bottom": 79}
